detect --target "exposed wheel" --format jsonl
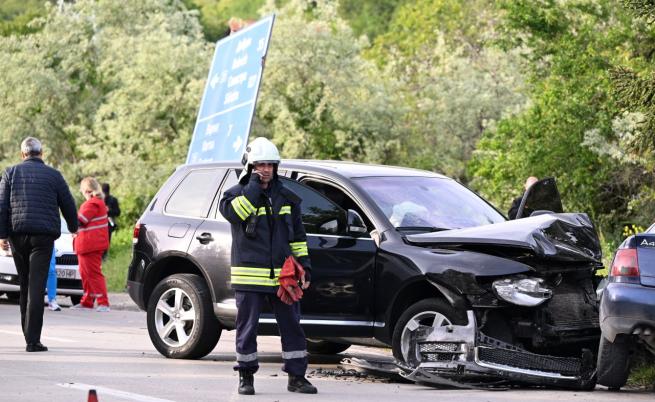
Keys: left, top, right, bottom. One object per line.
{"left": 5, "top": 292, "right": 19, "bottom": 302}
{"left": 392, "top": 298, "right": 467, "bottom": 367}
{"left": 70, "top": 295, "right": 81, "bottom": 305}
{"left": 147, "top": 274, "right": 220, "bottom": 359}
{"left": 597, "top": 334, "right": 632, "bottom": 390}
{"left": 306, "top": 339, "right": 351, "bottom": 354}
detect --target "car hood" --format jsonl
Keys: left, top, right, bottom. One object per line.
{"left": 406, "top": 213, "right": 602, "bottom": 264}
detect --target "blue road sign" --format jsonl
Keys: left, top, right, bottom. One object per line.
{"left": 186, "top": 15, "right": 275, "bottom": 164}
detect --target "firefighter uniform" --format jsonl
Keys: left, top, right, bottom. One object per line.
{"left": 219, "top": 168, "right": 312, "bottom": 377}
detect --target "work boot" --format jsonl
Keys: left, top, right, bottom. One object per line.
{"left": 238, "top": 370, "right": 255, "bottom": 395}
{"left": 26, "top": 342, "right": 48, "bottom": 352}
{"left": 287, "top": 375, "right": 318, "bottom": 394}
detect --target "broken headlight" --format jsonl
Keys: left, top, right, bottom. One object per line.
{"left": 492, "top": 277, "right": 553, "bottom": 307}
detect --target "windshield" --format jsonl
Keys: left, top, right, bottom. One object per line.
{"left": 355, "top": 176, "right": 505, "bottom": 231}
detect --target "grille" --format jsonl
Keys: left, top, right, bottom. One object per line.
{"left": 423, "top": 353, "right": 458, "bottom": 362}
{"left": 56, "top": 254, "right": 78, "bottom": 266}
{"left": 477, "top": 347, "right": 581, "bottom": 376}
{"left": 419, "top": 342, "right": 460, "bottom": 353}
{"left": 545, "top": 280, "right": 598, "bottom": 329}
{"left": 419, "top": 342, "right": 463, "bottom": 363}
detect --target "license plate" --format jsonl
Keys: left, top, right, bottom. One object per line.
{"left": 56, "top": 268, "right": 77, "bottom": 279}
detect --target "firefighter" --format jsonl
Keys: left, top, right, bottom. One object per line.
{"left": 219, "top": 137, "right": 317, "bottom": 395}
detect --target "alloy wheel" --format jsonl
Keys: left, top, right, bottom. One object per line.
{"left": 400, "top": 310, "right": 452, "bottom": 364}
{"left": 155, "top": 287, "right": 196, "bottom": 347}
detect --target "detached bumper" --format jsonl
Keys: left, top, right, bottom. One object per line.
{"left": 600, "top": 282, "right": 655, "bottom": 342}
{"left": 407, "top": 311, "right": 595, "bottom": 388}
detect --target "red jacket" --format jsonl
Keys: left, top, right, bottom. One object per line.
{"left": 74, "top": 197, "right": 109, "bottom": 254}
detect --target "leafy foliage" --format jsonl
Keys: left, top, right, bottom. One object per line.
{"left": 468, "top": 0, "right": 652, "bottom": 234}
{"left": 0, "top": 0, "right": 210, "bottom": 224}
{"left": 369, "top": 0, "right": 527, "bottom": 180}
{"left": 338, "top": 0, "right": 406, "bottom": 41}
{"left": 253, "top": 0, "right": 406, "bottom": 163}
{"left": 0, "top": 0, "right": 47, "bottom": 36}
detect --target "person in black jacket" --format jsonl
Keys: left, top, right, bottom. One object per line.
{"left": 101, "top": 182, "right": 120, "bottom": 259}
{"left": 0, "top": 137, "right": 78, "bottom": 352}
{"left": 508, "top": 176, "right": 538, "bottom": 220}
{"left": 219, "top": 137, "right": 317, "bottom": 395}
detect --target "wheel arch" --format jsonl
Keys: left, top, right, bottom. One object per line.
{"left": 385, "top": 278, "right": 462, "bottom": 341}
{"left": 143, "top": 253, "right": 210, "bottom": 309}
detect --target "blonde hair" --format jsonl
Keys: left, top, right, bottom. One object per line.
{"left": 80, "top": 177, "right": 104, "bottom": 199}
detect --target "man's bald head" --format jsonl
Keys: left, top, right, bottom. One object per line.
{"left": 525, "top": 176, "right": 539, "bottom": 190}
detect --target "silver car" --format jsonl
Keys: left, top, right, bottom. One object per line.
{"left": 0, "top": 218, "right": 81, "bottom": 304}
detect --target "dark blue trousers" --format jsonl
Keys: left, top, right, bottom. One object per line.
{"left": 234, "top": 291, "right": 308, "bottom": 376}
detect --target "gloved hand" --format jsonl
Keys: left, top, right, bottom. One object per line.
{"left": 277, "top": 256, "right": 305, "bottom": 305}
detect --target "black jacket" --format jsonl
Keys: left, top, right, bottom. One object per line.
{"left": 219, "top": 173, "right": 311, "bottom": 293}
{"left": 508, "top": 193, "right": 534, "bottom": 220}
{"left": 0, "top": 158, "right": 78, "bottom": 238}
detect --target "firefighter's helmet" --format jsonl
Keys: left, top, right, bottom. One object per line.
{"left": 239, "top": 137, "right": 281, "bottom": 183}
{"left": 242, "top": 137, "right": 280, "bottom": 166}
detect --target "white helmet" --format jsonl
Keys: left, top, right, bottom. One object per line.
{"left": 243, "top": 137, "right": 280, "bottom": 165}
{"left": 239, "top": 137, "right": 281, "bottom": 183}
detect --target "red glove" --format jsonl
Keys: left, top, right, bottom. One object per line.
{"left": 277, "top": 256, "right": 305, "bottom": 305}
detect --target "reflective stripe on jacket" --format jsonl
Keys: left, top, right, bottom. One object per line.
{"left": 74, "top": 197, "right": 109, "bottom": 254}
{"left": 219, "top": 175, "right": 311, "bottom": 293}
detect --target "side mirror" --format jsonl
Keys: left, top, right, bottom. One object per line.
{"left": 347, "top": 209, "right": 367, "bottom": 236}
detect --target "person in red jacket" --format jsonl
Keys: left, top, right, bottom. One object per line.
{"left": 71, "top": 177, "right": 110, "bottom": 312}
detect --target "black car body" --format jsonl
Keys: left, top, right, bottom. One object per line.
{"left": 596, "top": 225, "right": 655, "bottom": 390}
{"left": 127, "top": 161, "right": 602, "bottom": 388}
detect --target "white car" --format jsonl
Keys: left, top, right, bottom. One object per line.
{"left": 0, "top": 218, "right": 81, "bottom": 304}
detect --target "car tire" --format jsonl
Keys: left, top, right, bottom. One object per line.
{"left": 70, "top": 295, "right": 82, "bottom": 306}
{"left": 306, "top": 339, "right": 351, "bottom": 354}
{"left": 597, "top": 334, "right": 632, "bottom": 390}
{"left": 392, "top": 298, "right": 467, "bottom": 367}
{"left": 147, "top": 274, "right": 220, "bottom": 359}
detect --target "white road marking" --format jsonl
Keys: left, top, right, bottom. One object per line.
{"left": 57, "top": 383, "right": 177, "bottom": 402}
{"left": 0, "top": 329, "right": 77, "bottom": 343}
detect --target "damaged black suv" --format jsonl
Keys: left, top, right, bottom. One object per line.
{"left": 127, "top": 161, "right": 602, "bottom": 388}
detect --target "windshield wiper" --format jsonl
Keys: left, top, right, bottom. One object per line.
{"left": 396, "top": 226, "right": 451, "bottom": 233}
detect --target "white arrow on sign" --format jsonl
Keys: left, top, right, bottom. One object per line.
{"left": 232, "top": 135, "right": 243, "bottom": 152}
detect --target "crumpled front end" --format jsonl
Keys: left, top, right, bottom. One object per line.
{"left": 403, "top": 311, "right": 596, "bottom": 389}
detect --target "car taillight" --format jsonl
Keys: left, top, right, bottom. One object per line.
{"left": 611, "top": 248, "right": 640, "bottom": 277}
{"left": 133, "top": 223, "right": 141, "bottom": 244}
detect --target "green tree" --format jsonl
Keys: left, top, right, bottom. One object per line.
{"left": 468, "top": 0, "right": 649, "bottom": 232}
{"left": 183, "top": 0, "right": 266, "bottom": 42}
{"left": 0, "top": 0, "right": 47, "bottom": 36}
{"left": 0, "top": 0, "right": 210, "bottom": 223}
{"left": 338, "top": 0, "right": 406, "bottom": 41}
{"left": 253, "top": 0, "right": 406, "bottom": 163}
{"left": 368, "top": 0, "right": 527, "bottom": 180}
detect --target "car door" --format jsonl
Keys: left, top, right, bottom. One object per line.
{"left": 280, "top": 177, "right": 378, "bottom": 337}
{"left": 516, "top": 177, "right": 564, "bottom": 219}
{"left": 187, "top": 169, "right": 239, "bottom": 307}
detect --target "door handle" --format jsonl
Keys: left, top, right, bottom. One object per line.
{"left": 196, "top": 232, "right": 214, "bottom": 244}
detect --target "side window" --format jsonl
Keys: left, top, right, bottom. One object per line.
{"left": 214, "top": 169, "right": 241, "bottom": 221}
{"left": 280, "top": 178, "right": 346, "bottom": 235}
{"left": 165, "top": 168, "right": 224, "bottom": 218}
{"left": 302, "top": 179, "right": 374, "bottom": 231}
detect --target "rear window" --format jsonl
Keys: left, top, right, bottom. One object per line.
{"left": 165, "top": 168, "right": 224, "bottom": 218}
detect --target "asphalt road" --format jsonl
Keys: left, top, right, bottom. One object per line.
{"left": 0, "top": 294, "right": 652, "bottom": 402}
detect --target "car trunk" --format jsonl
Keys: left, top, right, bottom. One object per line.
{"left": 636, "top": 234, "right": 655, "bottom": 287}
